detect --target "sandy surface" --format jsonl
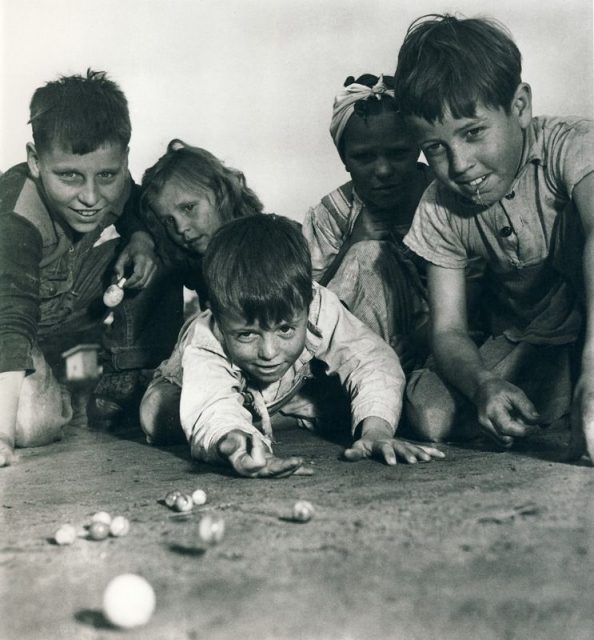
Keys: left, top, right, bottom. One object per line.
{"left": 2, "top": 416, "right": 594, "bottom": 640}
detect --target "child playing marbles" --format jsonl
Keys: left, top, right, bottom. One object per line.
{"left": 302, "top": 74, "right": 432, "bottom": 373}
{"left": 140, "top": 214, "right": 444, "bottom": 477}
{"left": 393, "top": 15, "right": 594, "bottom": 458}
{"left": 0, "top": 70, "right": 182, "bottom": 466}
{"left": 139, "top": 139, "right": 263, "bottom": 302}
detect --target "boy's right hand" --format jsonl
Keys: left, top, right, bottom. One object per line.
{"left": 217, "top": 430, "right": 309, "bottom": 478}
{"left": 0, "top": 435, "right": 16, "bottom": 467}
{"left": 473, "top": 378, "right": 541, "bottom": 447}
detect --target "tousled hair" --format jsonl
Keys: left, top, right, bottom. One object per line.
{"left": 141, "top": 139, "right": 263, "bottom": 224}
{"left": 394, "top": 14, "right": 522, "bottom": 121}
{"left": 139, "top": 139, "right": 263, "bottom": 266}
{"left": 29, "top": 69, "right": 131, "bottom": 153}
{"left": 203, "top": 214, "right": 313, "bottom": 327}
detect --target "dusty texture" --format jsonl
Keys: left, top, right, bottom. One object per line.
{"left": 2, "top": 412, "right": 594, "bottom": 640}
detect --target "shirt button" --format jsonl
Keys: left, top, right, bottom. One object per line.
{"left": 500, "top": 226, "right": 513, "bottom": 238}
{"left": 505, "top": 191, "right": 515, "bottom": 200}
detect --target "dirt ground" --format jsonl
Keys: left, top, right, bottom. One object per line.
{"left": 2, "top": 397, "right": 594, "bottom": 640}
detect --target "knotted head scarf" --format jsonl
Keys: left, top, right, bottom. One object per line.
{"left": 329, "top": 74, "right": 396, "bottom": 149}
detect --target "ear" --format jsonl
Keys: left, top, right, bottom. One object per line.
{"left": 26, "top": 143, "right": 41, "bottom": 179}
{"left": 511, "top": 83, "right": 532, "bottom": 129}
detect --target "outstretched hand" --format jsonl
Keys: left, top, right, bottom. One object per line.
{"left": 473, "top": 378, "right": 541, "bottom": 448}
{"left": 344, "top": 416, "right": 445, "bottom": 465}
{"left": 217, "top": 430, "right": 311, "bottom": 478}
{"left": 344, "top": 436, "right": 445, "bottom": 465}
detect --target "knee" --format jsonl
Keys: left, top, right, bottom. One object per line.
{"left": 404, "top": 370, "right": 457, "bottom": 443}
{"left": 15, "top": 411, "right": 66, "bottom": 448}
{"left": 139, "top": 380, "right": 183, "bottom": 444}
{"left": 404, "top": 401, "right": 455, "bottom": 443}
{"left": 15, "top": 381, "right": 71, "bottom": 448}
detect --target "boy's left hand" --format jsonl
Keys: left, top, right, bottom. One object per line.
{"left": 114, "top": 231, "right": 158, "bottom": 288}
{"left": 344, "top": 417, "right": 445, "bottom": 465}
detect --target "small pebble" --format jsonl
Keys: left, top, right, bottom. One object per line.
{"left": 110, "top": 515, "right": 130, "bottom": 537}
{"left": 191, "top": 489, "right": 207, "bottom": 506}
{"left": 174, "top": 494, "right": 193, "bottom": 513}
{"left": 89, "top": 521, "right": 110, "bottom": 541}
{"left": 198, "top": 514, "right": 225, "bottom": 544}
{"left": 165, "top": 490, "right": 182, "bottom": 508}
{"left": 91, "top": 511, "right": 112, "bottom": 526}
{"left": 54, "top": 524, "right": 77, "bottom": 545}
{"left": 292, "top": 500, "right": 315, "bottom": 522}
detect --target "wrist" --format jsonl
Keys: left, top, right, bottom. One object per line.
{"left": 130, "top": 231, "right": 155, "bottom": 251}
{"left": 357, "top": 416, "right": 393, "bottom": 440}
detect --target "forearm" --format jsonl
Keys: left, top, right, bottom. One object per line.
{"left": 432, "top": 328, "right": 496, "bottom": 402}
{"left": 0, "top": 371, "right": 26, "bottom": 445}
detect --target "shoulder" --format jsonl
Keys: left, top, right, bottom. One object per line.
{"left": 531, "top": 115, "right": 594, "bottom": 153}
{"left": 0, "top": 164, "right": 44, "bottom": 242}
{"left": 312, "top": 181, "right": 355, "bottom": 228}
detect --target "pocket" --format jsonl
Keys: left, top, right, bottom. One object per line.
{"left": 39, "top": 272, "right": 74, "bottom": 326}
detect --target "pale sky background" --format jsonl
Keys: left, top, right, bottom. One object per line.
{"left": 1, "top": 0, "right": 593, "bottom": 221}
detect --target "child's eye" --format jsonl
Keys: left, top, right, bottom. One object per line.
{"left": 165, "top": 216, "right": 176, "bottom": 228}
{"left": 278, "top": 325, "right": 296, "bottom": 338}
{"left": 58, "top": 172, "right": 80, "bottom": 182}
{"left": 236, "top": 331, "right": 257, "bottom": 342}
{"left": 182, "top": 203, "right": 196, "bottom": 214}
{"left": 422, "top": 143, "right": 444, "bottom": 157}
{"left": 351, "top": 152, "right": 374, "bottom": 163}
{"left": 466, "top": 127, "right": 485, "bottom": 139}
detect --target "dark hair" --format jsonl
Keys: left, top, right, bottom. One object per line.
{"left": 394, "top": 14, "right": 522, "bottom": 121}
{"left": 29, "top": 69, "right": 131, "bottom": 153}
{"left": 203, "top": 214, "right": 313, "bottom": 326}
{"left": 141, "top": 139, "right": 263, "bottom": 223}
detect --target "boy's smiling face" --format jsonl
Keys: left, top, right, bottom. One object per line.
{"left": 408, "top": 84, "right": 532, "bottom": 207}
{"left": 27, "top": 141, "right": 129, "bottom": 233}
{"left": 216, "top": 309, "right": 309, "bottom": 386}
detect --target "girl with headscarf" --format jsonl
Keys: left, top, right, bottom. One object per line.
{"left": 302, "top": 74, "right": 433, "bottom": 373}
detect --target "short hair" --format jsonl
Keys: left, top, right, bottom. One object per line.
{"left": 141, "top": 139, "right": 263, "bottom": 224}
{"left": 203, "top": 214, "right": 313, "bottom": 326}
{"left": 394, "top": 14, "right": 522, "bottom": 121}
{"left": 29, "top": 69, "right": 131, "bottom": 153}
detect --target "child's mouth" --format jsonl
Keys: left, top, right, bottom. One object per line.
{"left": 459, "top": 175, "right": 488, "bottom": 203}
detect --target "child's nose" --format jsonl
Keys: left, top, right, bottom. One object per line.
{"left": 449, "top": 143, "right": 474, "bottom": 176}
{"left": 172, "top": 214, "right": 189, "bottom": 236}
{"left": 78, "top": 179, "right": 99, "bottom": 207}
{"left": 258, "top": 334, "right": 277, "bottom": 360}
{"left": 374, "top": 157, "right": 393, "bottom": 178}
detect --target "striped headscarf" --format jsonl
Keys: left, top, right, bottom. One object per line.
{"left": 329, "top": 74, "right": 396, "bottom": 148}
